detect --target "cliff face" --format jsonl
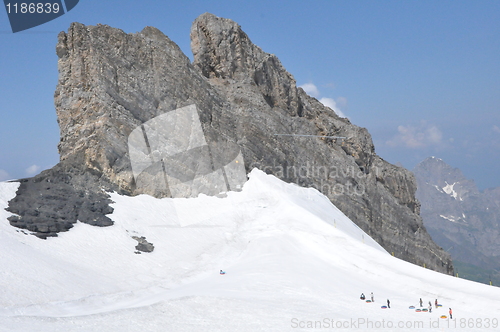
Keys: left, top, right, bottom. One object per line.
{"left": 6, "top": 13, "right": 452, "bottom": 274}
{"left": 414, "top": 157, "right": 500, "bottom": 283}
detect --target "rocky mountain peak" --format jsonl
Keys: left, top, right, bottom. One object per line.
{"left": 5, "top": 14, "right": 452, "bottom": 274}
{"left": 414, "top": 157, "right": 500, "bottom": 284}
{"left": 191, "top": 13, "right": 303, "bottom": 117}
{"left": 414, "top": 156, "right": 478, "bottom": 200}
{"left": 191, "top": 13, "right": 255, "bottom": 80}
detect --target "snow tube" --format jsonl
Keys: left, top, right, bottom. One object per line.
{"left": 440, "top": 315, "right": 447, "bottom": 319}
{"left": 365, "top": 300, "right": 372, "bottom": 303}
{"left": 220, "top": 272, "right": 226, "bottom": 275}
{"left": 415, "top": 309, "right": 421, "bottom": 312}
{"left": 409, "top": 306, "right": 415, "bottom": 309}
{"left": 437, "top": 304, "right": 443, "bottom": 307}
{"left": 381, "top": 306, "right": 387, "bottom": 309}
{"left": 422, "top": 308, "right": 428, "bottom": 312}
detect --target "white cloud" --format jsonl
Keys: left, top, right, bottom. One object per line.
{"left": 319, "top": 97, "right": 347, "bottom": 118}
{"left": 493, "top": 125, "right": 500, "bottom": 134}
{"left": 299, "top": 82, "right": 347, "bottom": 118}
{"left": 386, "top": 122, "right": 444, "bottom": 149}
{"left": 25, "top": 164, "right": 41, "bottom": 176}
{"left": 0, "top": 169, "right": 9, "bottom": 181}
{"left": 299, "top": 83, "right": 320, "bottom": 98}
{"left": 335, "top": 96, "right": 347, "bottom": 108}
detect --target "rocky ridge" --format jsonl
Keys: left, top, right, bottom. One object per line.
{"left": 6, "top": 13, "right": 452, "bottom": 274}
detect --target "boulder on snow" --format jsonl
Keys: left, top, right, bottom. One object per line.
{"left": 132, "top": 236, "right": 154, "bottom": 253}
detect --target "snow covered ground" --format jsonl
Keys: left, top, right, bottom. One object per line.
{"left": 0, "top": 169, "right": 499, "bottom": 331}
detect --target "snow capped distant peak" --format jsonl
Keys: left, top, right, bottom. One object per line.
{"left": 417, "top": 156, "right": 446, "bottom": 168}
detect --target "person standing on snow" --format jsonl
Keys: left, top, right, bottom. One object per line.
{"left": 371, "top": 292, "right": 374, "bottom": 302}
{"left": 419, "top": 298, "right": 423, "bottom": 307}
{"left": 360, "top": 293, "right": 365, "bottom": 300}
{"left": 428, "top": 304, "right": 432, "bottom": 313}
{"left": 449, "top": 308, "right": 453, "bottom": 319}
{"left": 435, "top": 299, "right": 438, "bottom": 308}
{"left": 387, "top": 299, "right": 390, "bottom": 308}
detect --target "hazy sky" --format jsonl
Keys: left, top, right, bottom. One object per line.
{"left": 1, "top": 0, "right": 499, "bottom": 189}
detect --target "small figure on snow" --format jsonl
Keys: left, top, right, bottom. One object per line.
{"left": 387, "top": 299, "right": 390, "bottom": 308}
{"left": 428, "top": 304, "right": 432, "bottom": 313}
{"left": 419, "top": 298, "right": 423, "bottom": 307}
{"left": 449, "top": 308, "right": 453, "bottom": 319}
{"left": 435, "top": 299, "right": 438, "bottom": 308}
{"left": 220, "top": 270, "right": 226, "bottom": 275}
{"left": 371, "top": 292, "right": 374, "bottom": 302}
{"left": 360, "top": 293, "right": 365, "bottom": 300}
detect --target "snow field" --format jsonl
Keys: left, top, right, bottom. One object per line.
{"left": 0, "top": 169, "right": 499, "bottom": 331}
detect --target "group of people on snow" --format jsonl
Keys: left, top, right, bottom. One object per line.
{"left": 419, "top": 298, "right": 452, "bottom": 317}
{"left": 360, "top": 294, "right": 453, "bottom": 317}
{"left": 359, "top": 292, "right": 375, "bottom": 302}
{"left": 359, "top": 292, "right": 390, "bottom": 308}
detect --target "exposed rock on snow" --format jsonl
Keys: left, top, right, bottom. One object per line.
{"left": 132, "top": 236, "right": 154, "bottom": 253}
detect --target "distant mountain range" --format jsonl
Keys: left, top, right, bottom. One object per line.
{"left": 413, "top": 157, "right": 500, "bottom": 285}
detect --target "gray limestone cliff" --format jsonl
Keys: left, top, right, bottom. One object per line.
{"left": 6, "top": 13, "right": 452, "bottom": 274}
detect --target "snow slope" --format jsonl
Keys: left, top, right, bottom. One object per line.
{"left": 0, "top": 170, "right": 499, "bottom": 331}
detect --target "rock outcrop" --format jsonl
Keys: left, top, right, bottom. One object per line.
{"left": 414, "top": 157, "right": 500, "bottom": 283}
{"left": 132, "top": 236, "right": 154, "bottom": 253}
{"left": 6, "top": 13, "right": 452, "bottom": 274}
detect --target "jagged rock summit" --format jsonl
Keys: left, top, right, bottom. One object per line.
{"left": 6, "top": 13, "right": 452, "bottom": 274}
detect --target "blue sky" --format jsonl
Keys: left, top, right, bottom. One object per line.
{"left": 1, "top": 0, "right": 499, "bottom": 189}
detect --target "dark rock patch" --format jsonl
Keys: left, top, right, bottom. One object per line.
{"left": 132, "top": 236, "right": 154, "bottom": 253}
